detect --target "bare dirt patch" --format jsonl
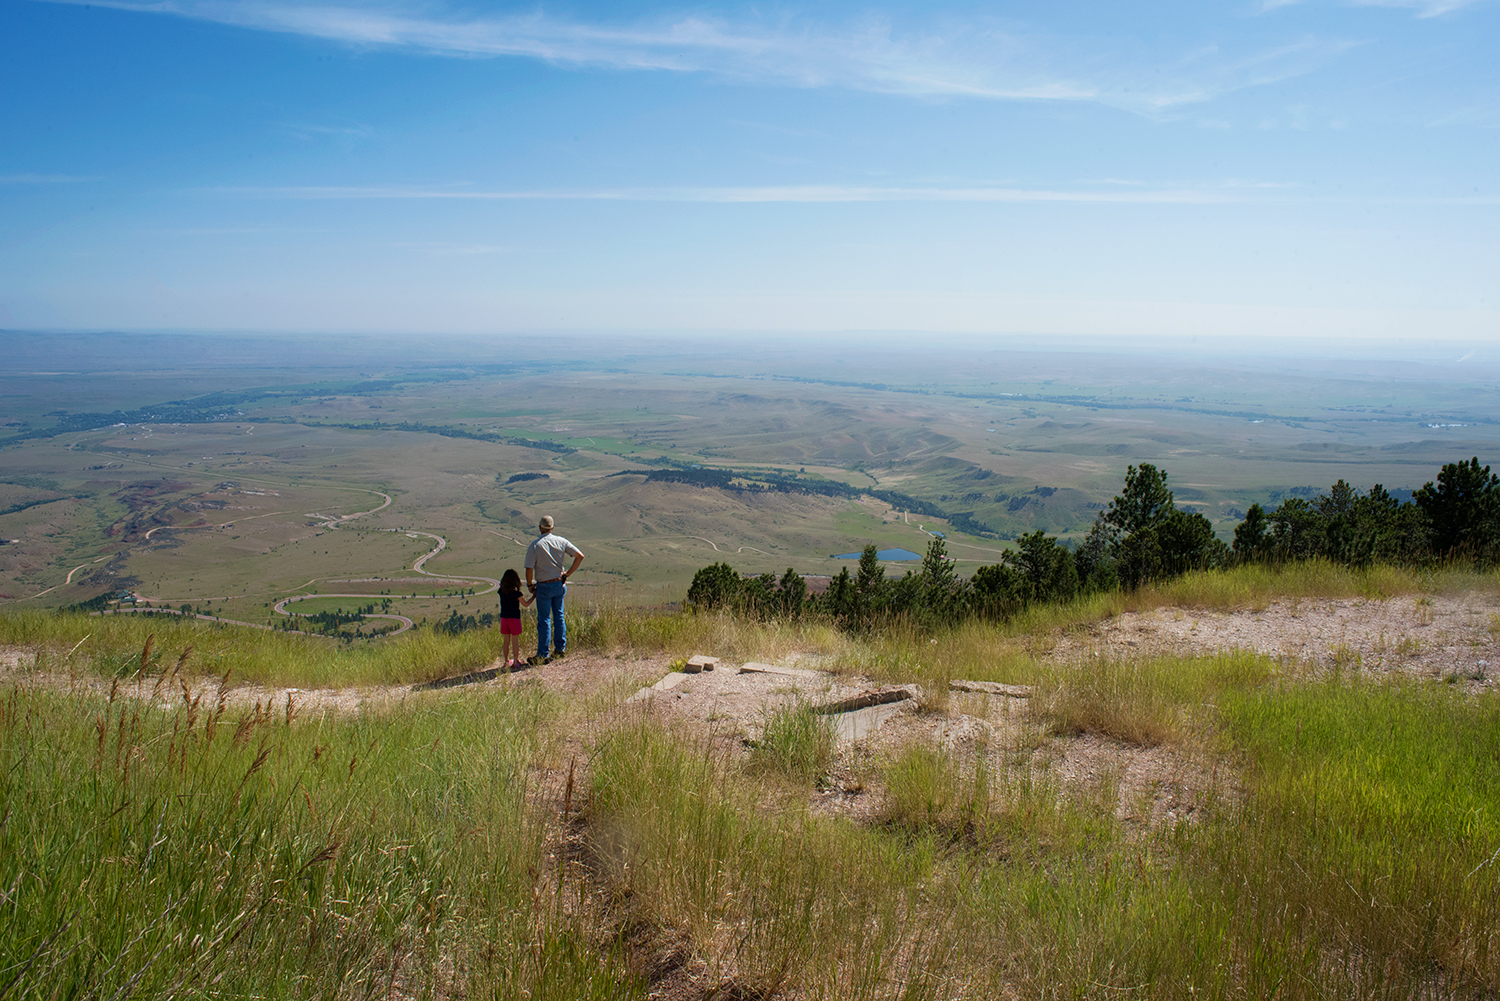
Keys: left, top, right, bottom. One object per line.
{"left": 1051, "top": 592, "right": 1500, "bottom": 686}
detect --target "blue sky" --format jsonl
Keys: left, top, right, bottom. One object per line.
{"left": 1, "top": 0, "right": 1495, "bottom": 340}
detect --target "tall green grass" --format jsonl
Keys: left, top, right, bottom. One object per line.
{"left": 1211, "top": 679, "right": 1500, "bottom": 989}
{"left": 750, "top": 701, "right": 836, "bottom": 785}
{"left": 879, "top": 742, "right": 1119, "bottom": 865}
{"left": 1, "top": 609, "right": 505, "bottom": 687}
{"left": 587, "top": 718, "right": 952, "bottom": 998}
{"left": 1039, "top": 651, "right": 1278, "bottom": 747}
{"left": 1, "top": 606, "right": 852, "bottom": 687}
{"left": 835, "top": 561, "right": 1491, "bottom": 694}
{"left": 0, "top": 666, "right": 641, "bottom": 1000}
{"left": 570, "top": 601, "right": 849, "bottom": 662}
{"left": 4, "top": 644, "right": 1495, "bottom": 996}
{"left": 9, "top": 560, "right": 1485, "bottom": 689}
{"left": 583, "top": 672, "right": 1500, "bottom": 997}
{"left": 586, "top": 714, "right": 1256, "bottom": 999}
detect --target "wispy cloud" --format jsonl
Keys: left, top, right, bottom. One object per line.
{"left": 1428, "top": 103, "right": 1500, "bottom": 127}
{"left": 273, "top": 121, "right": 373, "bottom": 140}
{"left": 147, "top": 225, "right": 333, "bottom": 234}
{"left": 0, "top": 173, "right": 101, "bottom": 184}
{"left": 1350, "top": 0, "right": 1482, "bottom": 16}
{"left": 36, "top": 0, "right": 1357, "bottom": 114}
{"left": 1127, "top": 37, "right": 1364, "bottom": 111}
{"left": 1262, "top": 0, "right": 1482, "bottom": 17}
{"left": 210, "top": 183, "right": 1244, "bottom": 204}
{"left": 204, "top": 181, "right": 1500, "bottom": 205}
{"left": 391, "top": 241, "right": 511, "bottom": 255}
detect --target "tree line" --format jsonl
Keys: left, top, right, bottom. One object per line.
{"left": 687, "top": 456, "right": 1500, "bottom": 630}
{"left": 612, "top": 464, "right": 1000, "bottom": 537}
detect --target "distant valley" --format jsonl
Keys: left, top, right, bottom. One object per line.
{"left": 3, "top": 331, "right": 1497, "bottom": 626}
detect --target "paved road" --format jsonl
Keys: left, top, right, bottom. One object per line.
{"left": 143, "top": 489, "right": 391, "bottom": 541}
{"left": 270, "top": 595, "right": 415, "bottom": 636}
{"left": 144, "top": 509, "right": 293, "bottom": 541}
{"left": 307, "top": 490, "right": 393, "bottom": 529}
{"left": 97, "top": 606, "right": 334, "bottom": 638}
{"left": 640, "top": 534, "right": 774, "bottom": 556}
{"left": 404, "top": 530, "right": 500, "bottom": 593}
{"left": 267, "top": 528, "right": 495, "bottom": 636}
{"left": 23, "top": 457, "right": 499, "bottom": 639}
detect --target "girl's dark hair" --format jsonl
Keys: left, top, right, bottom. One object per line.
{"left": 500, "top": 568, "right": 521, "bottom": 593}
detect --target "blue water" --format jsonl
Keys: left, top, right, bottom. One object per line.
{"left": 831, "top": 548, "right": 923, "bottom": 561}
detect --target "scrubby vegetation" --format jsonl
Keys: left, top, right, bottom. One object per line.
{"left": 606, "top": 462, "right": 1004, "bottom": 537}
{"left": 5, "top": 623, "right": 1495, "bottom": 999}
{"left": 0, "top": 657, "right": 641, "bottom": 1000}
{"left": 5, "top": 457, "right": 1500, "bottom": 998}
{"left": 689, "top": 457, "right": 1500, "bottom": 634}
{"left": 285, "top": 604, "right": 404, "bottom": 640}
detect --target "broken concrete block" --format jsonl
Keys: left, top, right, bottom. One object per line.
{"left": 738, "top": 662, "right": 822, "bottom": 679}
{"left": 813, "top": 686, "right": 921, "bottom": 715}
{"left": 623, "top": 671, "right": 693, "bottom": 704}
{"left": 833, "top": 702, "right": 911, "bottom": 742}
{"left": 685, "top": 655, "right": 719, "bottom": 673}
{"left": 950, "top": 679, "right": 1032, "bottom": 698}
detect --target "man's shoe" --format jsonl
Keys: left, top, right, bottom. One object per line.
{"left": 551, "top": 650, "right": 566, "bottom": 660}
{"left": 528, "top": 655, "right": 547, "bottom": 666}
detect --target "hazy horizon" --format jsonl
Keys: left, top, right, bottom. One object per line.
{"left": 5, "top": 328, "right": 1500, "bottom": 376}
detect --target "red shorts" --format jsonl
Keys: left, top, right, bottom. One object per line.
{"left": 500, "top": 617, "right": 523, "bottom": 636}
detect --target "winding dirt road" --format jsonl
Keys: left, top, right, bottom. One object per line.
{"left": 97, "top": 606, "right": 333, "bottom": 638}
{"left": 645, "top": 535, "right": 774, "bottom": 556}
{"left": 270, "top": 596, "right": 414, "bottom": 636}
{"left": 405, "top": 530, "right": 499, "bottom": 592}
{"left": 269, "top": 528, "right": 498, "bottom": 636}
{"left": 306, "top": 490, "right": 393, "bottom": 528}
{"left": 142, "top": 489, "right": 392, "bottom": 542}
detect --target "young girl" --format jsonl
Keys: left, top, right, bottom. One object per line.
{"left": 498, "top": 569, "right": 533, "bottom": 669}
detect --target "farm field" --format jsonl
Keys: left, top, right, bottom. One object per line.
{"left": 4, "top": 332, "right": 1499, "bottom": 624}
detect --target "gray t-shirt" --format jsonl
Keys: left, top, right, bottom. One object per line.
{"left": 525, "top": 532, "right": 582, "bottom": 580}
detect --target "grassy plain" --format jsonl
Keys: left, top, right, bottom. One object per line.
{"left": 0, "top": 557, "right": 1482, "bottom": 687}
{"left": 10, "top": 334, "right": 1500, "bottom": 996}
{"left": 4, "top": 558, "right": 1499, "bottom": 998}
{"left": 4, "top": 333, "right": 1499, "bottom": 622}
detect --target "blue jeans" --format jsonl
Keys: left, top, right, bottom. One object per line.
{"left": 534, "top": 580, "right": 566, "bottom": 657}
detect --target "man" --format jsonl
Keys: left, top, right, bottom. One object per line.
{"left": 524, "top": 514, "right": 584, "bottom": 664}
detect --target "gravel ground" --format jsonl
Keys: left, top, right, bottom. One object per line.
{"left": 1049, "top": 591, "right": 1500, "bottom": 687}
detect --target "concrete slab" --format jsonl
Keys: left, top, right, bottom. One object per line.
{"left": 624, "top": 671, "right": 692, "bottom": 704}
{"left": 738, "top": 662, "right": 823, "bottom": 680}
{"left": 413, "top": 662, "right": 530, "bottom": 691}
{"left": 685, "top": 655, "right": 719, "bottom": 673}
{"left": 950, "top": 679, "right": 1032, "bottom": 698}
{"left": 833, "top": 701, "right": 911, "bottom": 742}
{"left": 814, "top": 686, "right": 922, "bottom": 715}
